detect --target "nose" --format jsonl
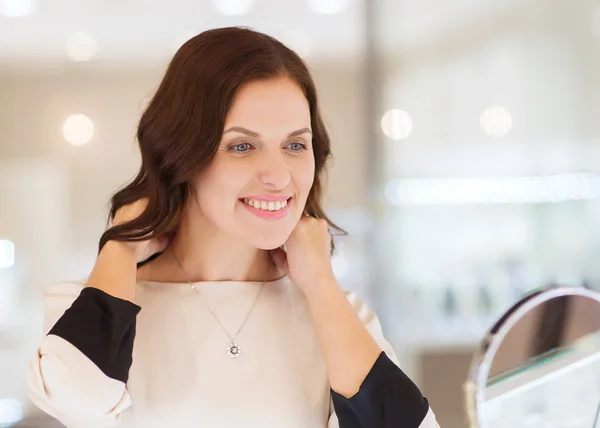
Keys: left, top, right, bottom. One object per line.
{"left": 257, "top": 150, "right": 291, "bottom": 190}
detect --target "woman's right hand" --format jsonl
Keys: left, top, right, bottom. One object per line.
{"left": 112, "top": 198, "right": 171, "bottom": 263}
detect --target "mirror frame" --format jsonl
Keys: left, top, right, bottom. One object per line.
{"left": 464, "top": 286, "right": 600, "bottom": 427}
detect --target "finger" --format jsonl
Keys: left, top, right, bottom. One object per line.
{"left": 158, "top": 235, "right": 171, "bottom": 252}
{"left": 269, "top": 247, "right": 289, "bottom": 273}
{"left": 151, "top": 235, "right": 170, "bottom": 255}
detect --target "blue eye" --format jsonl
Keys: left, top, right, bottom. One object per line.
{"left": 230, "top": 143, "right": 253, "bottom": 152}
{"left": 287, "top": 142, "right": 307, "bottom": 152}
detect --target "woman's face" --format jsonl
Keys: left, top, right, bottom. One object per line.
{"left": 192, "top": 77, "right": 315, "bottom": 250}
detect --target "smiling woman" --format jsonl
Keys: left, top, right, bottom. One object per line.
{"left": 187, "top": 77, "right": 317, "bottom": 251}
{"left": 98, "top": 31, "right": 339, "bottom": 256}
{"left": 26, "top": 26, "right": 439, "bottom": 428}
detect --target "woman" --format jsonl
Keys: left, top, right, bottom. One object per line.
{"left": 27, "top": 27, "right": 439, "bottom": 428}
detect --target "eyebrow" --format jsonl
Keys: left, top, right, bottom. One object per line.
{"left": 223, "top": 127, "right": 312, "bottom": 138}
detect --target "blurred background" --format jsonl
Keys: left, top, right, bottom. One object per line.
{"left": 2, "top": 0, "right": 600, "bottom": 426}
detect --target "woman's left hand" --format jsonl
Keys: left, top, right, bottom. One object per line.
{"left": 269, "top": 216, "right": 336, "bottom": 296}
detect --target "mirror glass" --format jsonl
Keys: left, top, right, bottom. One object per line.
{"left": 469, "top": 288, "right": 600, "bottom": 427}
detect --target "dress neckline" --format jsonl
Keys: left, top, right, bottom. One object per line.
{"left": 136, "top": 274, "right": 289, "bottom": 288}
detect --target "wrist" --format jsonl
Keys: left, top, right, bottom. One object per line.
{"left": 104, "top": 240, "right": 141, "bottom": 260}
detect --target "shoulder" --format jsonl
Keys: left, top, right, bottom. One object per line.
{"left": 341, "top": 288, "right": 401, "bottom": 364}
{"left": 341, "top": 289, "right": 384, "bottom": 336}
{"left": 342, "top": 290, "right": 378, "bottom": 323}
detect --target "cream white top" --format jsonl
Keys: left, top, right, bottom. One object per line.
{"left": 27, "top": 276, "right": 439, "bottom": 428}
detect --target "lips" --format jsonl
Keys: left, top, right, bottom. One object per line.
{"left": 240, "top": 197, "right": 291, "bottom": 212}
{"left": 239, "top": 197, "right": 293, "bottom": 220}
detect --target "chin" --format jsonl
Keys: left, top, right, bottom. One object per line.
{"left": 247, "top": 232, "right": 290, "bottom": 251}
{"left": 252, "top": 237, "right": 288, "bottom": 251}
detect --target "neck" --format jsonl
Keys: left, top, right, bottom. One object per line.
{"left": 141, "top": 205, "right": 280, "bottom": 283}
{"left": 170, "top": 222, "right": 276, "bottom": 282}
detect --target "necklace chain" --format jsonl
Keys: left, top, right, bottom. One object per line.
{"left": 170, "top": 248, "right": 269, "bottom": 358}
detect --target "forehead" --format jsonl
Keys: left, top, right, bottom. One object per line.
{"left": 224, "top": 78, "right": 311, "bottom": 132}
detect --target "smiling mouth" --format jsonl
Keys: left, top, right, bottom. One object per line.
{"left": 239, "top": 197, "right": 292, "bottom": 212}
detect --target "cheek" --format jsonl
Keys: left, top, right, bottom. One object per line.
{"left": 295, "top": 158, "right": 315, "bottom": 193}
{"left": 193, "top": 170, "right": 230, "bottom": 206}
{"left": 197, "top": 165, "right": 253, "bottom": 210}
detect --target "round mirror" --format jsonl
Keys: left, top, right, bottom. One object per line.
{"left": 466, "top": 286, "right": 600, "bottom": 427}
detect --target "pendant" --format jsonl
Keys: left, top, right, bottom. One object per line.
{"left": 227, "top": 342, "right": 241, "bottom": 358}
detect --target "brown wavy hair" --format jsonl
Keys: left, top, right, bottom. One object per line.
{"left": 99, "top": 27, "right": 345, "bottom": 256}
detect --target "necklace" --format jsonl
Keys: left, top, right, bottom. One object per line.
{"left": 171, "top": 248, "right": 269, "bottom": 359}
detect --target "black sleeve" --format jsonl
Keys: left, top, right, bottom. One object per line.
{"left": 330, "top": 351, "right": 430, "bottom": 428}
{"left": 47, "top": 287, "right": 141, "bottom": 384}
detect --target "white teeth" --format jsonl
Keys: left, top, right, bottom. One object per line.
{"left": 242, "top": 198, "right": 289, "bottom": 211}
